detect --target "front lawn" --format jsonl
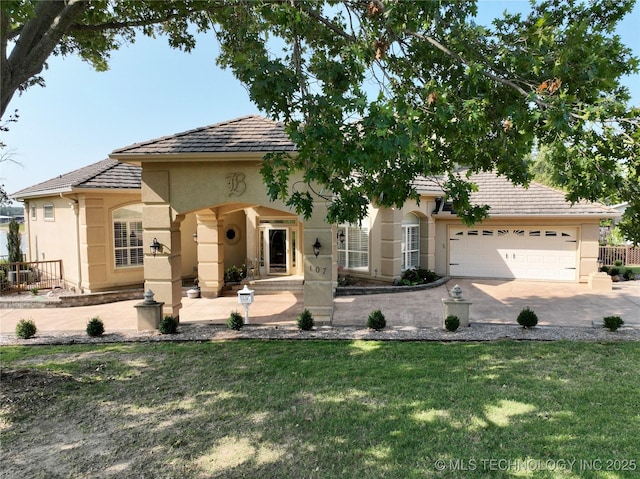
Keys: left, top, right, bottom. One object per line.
{"left": 1, "top": 341, "right": 638, "bottom": 478}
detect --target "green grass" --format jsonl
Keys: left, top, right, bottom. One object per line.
{"left": 1, "top": 341, "right": 639, "bottom": 478}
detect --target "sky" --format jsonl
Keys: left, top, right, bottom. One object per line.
{"left": 1, "top": 0, "right": 639, "bottom": 198}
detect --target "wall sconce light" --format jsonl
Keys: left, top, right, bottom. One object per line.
{"left": 193, "top": 232, "right": 198, "bottom": 243}
{"left": 337, "top": 229, "right": 345, "bottom": 245}
{"left": 150, "top": 238, "right": 162, "bottom": 256}
{"left": 312, "top": 237, "right": 322, "bottom": 257}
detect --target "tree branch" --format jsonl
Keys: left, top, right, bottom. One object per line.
{"left": 2, "top": 0, "right": 89, "bottom": 118}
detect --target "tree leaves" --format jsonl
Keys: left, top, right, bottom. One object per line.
{"left": 2, "top": 0, "right": 639, "bottom": 241}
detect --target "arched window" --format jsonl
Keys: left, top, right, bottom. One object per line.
{"left": 402, "top": 213, "right": 420, "bottom": 271}
{"left": 337, "top": 218, "right": 369, "bottom": 270}
{"left": 113, "top": 204, "right": 143, "bottom": 268}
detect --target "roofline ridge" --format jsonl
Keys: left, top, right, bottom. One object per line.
{"left": 110, "top": 114, "right": 274, "bottom": 154}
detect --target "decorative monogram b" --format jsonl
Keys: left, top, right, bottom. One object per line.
{"left": 226, "top": 173, "right": 246, "bottom": 196}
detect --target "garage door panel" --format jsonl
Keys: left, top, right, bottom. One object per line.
{"left": 449, "top": 227, "right": 577, "bottom": 281}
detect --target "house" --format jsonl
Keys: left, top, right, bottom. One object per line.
{"left": 12, "top": 115, "right": 618, "bottom": 322}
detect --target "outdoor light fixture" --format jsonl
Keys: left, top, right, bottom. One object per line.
{"left": 312, "top": 237, "right": 322, "bottom": 257}
{"left": 193, "top": 232, "right": 198, "bottom": 243}
{"left": 150, "top": 238, "right": 162, "bottom": 256}
{"left": 337, "top": 229, "right": 345, "bottom": 245}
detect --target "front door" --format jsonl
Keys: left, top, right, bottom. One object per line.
{"left": 268, "top": 228, "right": 288, "bottom": 274}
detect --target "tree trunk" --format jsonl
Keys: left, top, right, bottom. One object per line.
{"left": 1, "top": 0, "right": 88, "bottom": 119}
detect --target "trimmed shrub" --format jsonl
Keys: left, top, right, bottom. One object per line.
{"left": 614, "top": 260, "right": 623, "bottom": 267}
{"left": 603, "top": 316, "right": 624, "bottom": 332}
{"left": 227, "top": 311, "right": 244, "bottom": 330}
{"left": 16, "top": 319, "right": 37, "bottom": 339}
{"left": 159, "top": 315, "right": 178, "bottom": 334}
{"left": 623, "top": 269, "right": 634, "bottom": 281}
{"left": 400, "top": 268, "right": 440, "bottom": 285}
{"left": 517, "top": 307, "right": 538, "bottom": 328}
{"left": 86, "top": 316, "right": 105, "bottom": 337}
{"left": 609, "top": 267, "right": 620, "bottom": 276}
{"left": 367, "top": 309, "right": 386, "bottom": 330}
{"left": 296, "top": 309, "right": 314, "bottom": 331}
{"left": 224, "top": 265, "right": 246, "bottom": 283}
{"left": 444, "top": 315, "right": 460, "bottom": 332}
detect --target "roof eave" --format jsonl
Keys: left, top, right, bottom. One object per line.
{"left": 11, "top": 186, "right": 73, "bottom": 200}
{"left": 110, "top": 150, "right": 296, "bottom": 164}
{"left": 480, "top": 212, "right": 620, "bottom": 220}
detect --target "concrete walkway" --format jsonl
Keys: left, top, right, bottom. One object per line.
{"left": 0, "top": 279, "right": 638, "bottom": 335}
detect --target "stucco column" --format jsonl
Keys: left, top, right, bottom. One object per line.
{"left": 143, "top": 205, "right": 183, "bottom": 319}
{"left": 422, "top": 210, "right": 436, "bottom": 271}
{"left": 302, "top": 200, "right": 334, "bottom": 324}
{"left": 196, "top": 211, "right": 225, "bottom": 298}
{"left": 379, "top": 208, "right": 402, "bottom": 280}
{"left": 245, "top": 207, "right": 259, "bottom": 267}
{"left": 579, "top": 223, "right": 600, "bottom": 282}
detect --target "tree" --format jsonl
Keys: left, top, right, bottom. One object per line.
{"left": 7, "top": 218, "right": 22, "bottom": 263}
{"left": 2, "top": 1, "right": 639, "bottom": 242}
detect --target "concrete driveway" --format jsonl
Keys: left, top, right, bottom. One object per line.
{"left": 333, "top": 279, "right": 640, "bottom": 328}
{"left": 0, "top": 279, "right": 638, "bottom": 334}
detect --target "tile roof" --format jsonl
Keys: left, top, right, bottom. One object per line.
{"left": 462, "top": 170, "right": 616, "bottom": 217}
{"left": 413, "top": 175, "right": 444, "bottom": 194}
{"left": 11, "top": 159, "right": 141, "bottom": 199}
{"left": 13, "top": 114, "right": 617, "bottom": 219}
{"left": 110, "top": 115, "right": 296, "bottom": 156}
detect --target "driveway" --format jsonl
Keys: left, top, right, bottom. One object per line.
{"left": 0, "top": 279, "right": 638, "bottom": 334}
{"left": 332, "top": 279, "right": 640, "bottom": 328}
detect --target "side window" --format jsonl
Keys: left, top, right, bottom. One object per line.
{"left": 30, "top": 204, "right": 37, "bottom": 221}
{"left": 113, "top": 204, "right": 143, "bottom": 268}
{"left": 43, "top": 204, "right": 55, "bottom": 221}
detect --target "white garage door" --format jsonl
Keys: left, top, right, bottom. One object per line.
{"left": 449, "top": 227, "right": 577, "bottom": 281}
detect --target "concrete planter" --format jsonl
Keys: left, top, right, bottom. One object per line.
{"left": 187, "top": 288, "right": 201, "bottom": 299}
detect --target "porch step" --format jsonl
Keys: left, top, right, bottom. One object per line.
{"left": 222, "top": 277, "right": 304, "bottom": 296}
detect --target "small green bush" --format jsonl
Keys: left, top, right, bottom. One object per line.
{"left": 16, "top": 319, "right": 37, "bottom": 339}
{"left": 614, "top": 260, "right": 623, "bottom": 267}
{"left": 623, "top": 269, "right": 634, "bottom": 281}
{"left": 86, "top": 316, "right": 105, "bottom": 337}
{"left": 296, "top": 309, "right": 314, "bottom": 331}
{"left": 338, "top": 274, "right": 356, "bottom": 286}
{"left": 517, "top": 307, "right": 538, "bottom": 328}
{"left": 609, "top": 267, "right": 620, "bottom": 276}
{"left": 159, "top": 315, "right": 178, "bottom": 334}
{"left": 367, "top": 309, "right": 386, "bottom": 330}
{"left": 224, "top": 265, "right": 246, "bottom": 283}
{"left": 444, "top": 315, "right": 460, "bottom": 332}
{"left": 600, "top": 265, "right": 610, "bottom": 273}
{"left": 400, "top": 268, "right": 439, "bottom": 285}
{"left": 30, "top": 287, "right": 39, "bottom": 296}
{"left": 227, "top": 311, "right": 244, "bottom": 330}
{"left": 603, "top": 316, "right": 624, "bottom": 332}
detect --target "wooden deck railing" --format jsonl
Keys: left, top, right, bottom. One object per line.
{"left": 598, "top": 246, "right": 640, "bottom": 265}
{"left": 0, "top": 260, "right": 64, "bottom": 293}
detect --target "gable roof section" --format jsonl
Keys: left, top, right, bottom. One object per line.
{"left": 11, "top": 159, "right": 141, "bottom": 199}
{"left": 110, "top": 115, "right": 296, "bottom": 156}
{"left": 464, "top": 171, "right": 616, "bottom": 217}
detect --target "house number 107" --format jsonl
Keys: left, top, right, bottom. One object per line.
{"left": 310, "top": 265, "right": 327, "bottom": 275}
